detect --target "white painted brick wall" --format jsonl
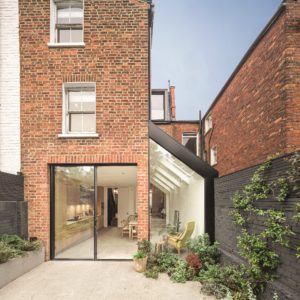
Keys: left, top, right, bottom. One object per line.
{"left": 0, "top": 0, "right": 20, "bottom": 174}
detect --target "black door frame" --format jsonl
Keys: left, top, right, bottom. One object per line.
{"left": 50, "top": 163, "right": 137, "bottom": 261}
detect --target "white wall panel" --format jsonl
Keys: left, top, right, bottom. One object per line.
{"left": 0, "top": 0, "right": 20, "bottom": 174}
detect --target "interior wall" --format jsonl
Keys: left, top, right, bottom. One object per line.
{"left": 55, "top": 174, "right": 81, "bottom": 226}
{"left": 168, "top": 175, "right": 205, "bottom": 237}
{"left": 117, "top": 187, "right": 135, "bottom": 227}
{"left": 151, "top": 185, "right": 165, "bottom": 216}
{"left": 166, "top": 193, "right": 170, "bottom": 225}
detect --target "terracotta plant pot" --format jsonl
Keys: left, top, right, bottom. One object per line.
{"left": 133, "top": 256, "right": 148, "bottom": 273}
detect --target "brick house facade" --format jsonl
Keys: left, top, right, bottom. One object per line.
{"left": 19, "top": 0, "right": 151, "bottom": 257}
{"left": 202, "top": 0, "right": 300, "bottom": 177}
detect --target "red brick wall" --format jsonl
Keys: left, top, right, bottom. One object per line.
{"left": 19, "top": 0, "right": 150, "bottom": 258}
{"left": 204, "top": 4, "right": 300, "bottom": 177}
{"left": 285, "top": 1, "right": 300, "bottom": 152}
{"left": 157, "top": 122, "right": 199, "bottom": 145}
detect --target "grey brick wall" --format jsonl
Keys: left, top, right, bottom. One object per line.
{"left": 0, "top": 171, "right": 27, "bottom": 238}
{"left": 215, "top": 155, "right": 300, "bottom": 299}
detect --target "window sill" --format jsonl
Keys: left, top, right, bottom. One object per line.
{"left": 58, "top": 133, "right": 99, "bottom": 139}
{"left": 48, "top": 42, "right": 85, "bottom": 48}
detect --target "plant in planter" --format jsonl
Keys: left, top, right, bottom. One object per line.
{"left": 137, "top": 239, "right": 151, "bottom": 254}
{"left": 133, "top": 250, "right": 148, "bottom": 272}
{"left": 133, "top": 239, "right": 151, "bottom": 273}
{"left": 0, "top": 234, "right": 42, "bottom": 264}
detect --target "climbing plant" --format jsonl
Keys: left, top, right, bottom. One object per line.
{"left": 231, "top": 152, "right": 300, "bottom": 295}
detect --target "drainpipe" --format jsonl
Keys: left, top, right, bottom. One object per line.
{"left": 199, "top": 110, "right": 203, "bottom": 160}
{"left": 148, "top": 1, "right": 154, "bottom": 241}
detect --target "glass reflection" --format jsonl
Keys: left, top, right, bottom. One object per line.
{"left": 55, "top": 166, "right": 94, "bottom": 259}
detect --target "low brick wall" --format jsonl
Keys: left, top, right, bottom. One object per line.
{"left": 0, "top": 171, "right": 28, "bottom": 238}
{"left": 215, "top": 155, "right": 300, "bottom": 299}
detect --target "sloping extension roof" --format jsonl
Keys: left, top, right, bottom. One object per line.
{"left": 149, "top": 121, "right": 218, "bottom": 240}
{"left": 149, "top": 121, "right": 218, "bottom": 178}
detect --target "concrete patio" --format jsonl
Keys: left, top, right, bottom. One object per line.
{"left": 0, "top": 261, "right": 215, "bottom": 300}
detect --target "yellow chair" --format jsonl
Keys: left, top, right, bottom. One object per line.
{"left": 167, "top": 221, "right": 195, "bottom": 254}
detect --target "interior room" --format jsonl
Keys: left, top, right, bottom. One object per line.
{"left": 53, "top": 165, "right": 137, "bottom": 260}
{"left": 96, "top": 166, "right": 137, "bottom": 259}
{"left": 149, "top": 139, "right": 205, "bottom": 243}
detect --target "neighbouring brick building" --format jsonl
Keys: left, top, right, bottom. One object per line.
{"left": 203, "top": 0, "right": 300, "bottom": 177}
{"left": 203, "top": 1, "right": 300, "bottom": 298}
{"left": 151, "top": 86, "right": 200, "bottom": 156}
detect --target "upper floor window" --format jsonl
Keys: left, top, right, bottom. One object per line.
{"left": 50, "top": 0, "right": 84, "bottom": 45}
{"left": 151, "top": 92, "right": 165, "bottom": 120}
{"left": 63, "top": 83, "right": 96, "bottom": 134}
{"left": 205, "top": 114, "right": 212, "bottom": 133}
{"left": 182, "top": 132, "right": 198, "bottom": 156}
{"left": 210, "top": 146, "right": 217, "bottom": 166}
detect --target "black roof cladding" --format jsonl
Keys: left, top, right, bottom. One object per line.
{"left": 149, "top": 121, "right": 218, "bottom": 178}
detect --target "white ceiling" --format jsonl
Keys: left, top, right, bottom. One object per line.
{"left": 97, "top": 166, "right": 137, "bottom": 187}
{"left": 150, "top": 139, "right": 200, "bottom": 194}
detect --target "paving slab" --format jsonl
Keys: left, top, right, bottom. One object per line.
{"left": 0, "top": 261, "right": 215, "bottom": 300}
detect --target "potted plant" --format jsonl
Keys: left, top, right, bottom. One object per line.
{"left": 133, "top": 250, "right": 148, "bottom": 272}
{"left": 133, "top": 239, "right": 151, "bottom": 273}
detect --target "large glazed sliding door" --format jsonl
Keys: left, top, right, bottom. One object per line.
{"left": 54, "top": 166, "right": 95, "bottom": 259}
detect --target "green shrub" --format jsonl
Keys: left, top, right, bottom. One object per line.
{"left": 21, "top": 240, "right": 42, "bottom": 252}
{"left": 133, "top": 250, "right": 147, "bottom": 260}
{"left": 156, "top": 252, "right": 179, "bottom": 273}
{"left": 137, "top": 239, "right": 151, "bottom": 255}
{"left": 0, "top": 234, "right": 26, "bottom": 250}
{"left": 144, "top": 266, "right": 159, "bottom": 279}
{"left": 200, "top": 282, "right": 229, "bottom": 300}
{"left": 197, "top": 264, "right": 259, "bottom": 299}
{"left": 0, "top": 235, "right": 42, "bottom": 264}
{"left": 186, "top": 234, "right": 220, "bottom": 268}
{"left": 144, "top": 251, "right": 181, "bottom": 280}
{"left": 0, "top": 241, "right": 18, "bottom": 263}
{"left": 146, "top": 253, "right": 159, "bottom": 269}
{"left": 170, "top": 260, "right": 189, "bottom": 283}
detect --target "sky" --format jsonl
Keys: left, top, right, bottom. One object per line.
{"left": 151, "top": 0, "right": 282, "bottom": 120}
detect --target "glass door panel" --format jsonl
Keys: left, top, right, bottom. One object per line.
{"left": 96, "top": 166, "right": 137, "bottom": 259}
{"left": 54, "top": 166, "right": 95, "bottom": 259}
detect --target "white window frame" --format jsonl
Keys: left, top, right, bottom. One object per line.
{"left": 151, "top": 92, "right": 165, "bottom": 121}
{"left": 210, "top": 146, "right": 217, "bottom": 166}
{"left": 205, "top": 114, "right": 213, "bottom": 134}
{"left": 58, "top": 82, "right": 98, "bottom": 138}
{"left": 182, "top": 132, "right": 199, "bottom": 156}
{"left": 48, "top": 0, "right": 85, "bottom": 48}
